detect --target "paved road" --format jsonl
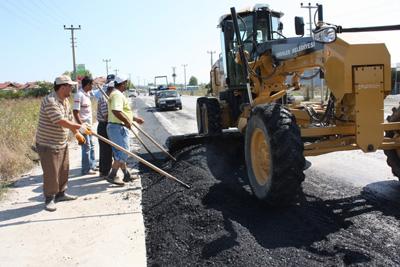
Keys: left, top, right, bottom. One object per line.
{"left": 131, "top": 95, "right": 198, "bottom": 152}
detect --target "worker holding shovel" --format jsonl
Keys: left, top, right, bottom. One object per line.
{"left": 36, "top": 75, "right": 91, "bottom": 212}
{"left": 106, "top": 75, "right": 144, "bottom": 186}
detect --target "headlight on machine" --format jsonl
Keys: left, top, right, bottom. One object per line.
{"left": 313, "top": 26, "right": 337, "bottom": 43}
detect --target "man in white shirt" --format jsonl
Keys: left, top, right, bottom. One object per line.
{"left": 73, "top": 76, "right": 97, "bottom": 175}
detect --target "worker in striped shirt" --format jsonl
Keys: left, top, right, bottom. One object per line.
{"left": 96, "top": 75, "right": 115, "bottom": 177}
{"left": 36, "top": 75, "right": 90, "bottom": 212}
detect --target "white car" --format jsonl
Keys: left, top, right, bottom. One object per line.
{"left": 128, "top": 89, "right": 138, "bottom": 97}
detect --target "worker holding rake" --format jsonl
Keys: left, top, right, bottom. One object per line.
{"left": 106, "top": 75, "right": 144, "bottom": 186}
{"left": 36, "top": 75, "right": 91, "bottom": 211}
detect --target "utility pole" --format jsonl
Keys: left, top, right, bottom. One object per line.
{"left": 128, "top": 73, "right": 132, "bottom": 89}
{"left": 63, "top": 25, "right": 81, "bottom": 81}
{"left": 182, "top": 64, "right": 187, "bottom": 91}
{"left": 103, "top": 59, "right": 111, "bottom": 76}
{"left": 172, "top": 66, "right": 177, "bottom": 85}
{"left": 207, "top": 50, "right": 216, "bottom": 68}
{"left": 114, "top": 69, "right": 119, "bottom": 76}
{"left": 301, "top": 3, "right": 318, "bottom": 100}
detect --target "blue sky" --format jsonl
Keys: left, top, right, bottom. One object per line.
{"left": 1, "top": 0, "right": 399, "bottom": 85}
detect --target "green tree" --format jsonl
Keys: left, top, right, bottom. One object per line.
{"left": 127, "top": 80, "right": 135, "bottom": 89}
{"left": 27, "top": 81, "right": 53, "bottom": 97}
{"left": 188, "top": 76, "right": 198, "bottom": 86}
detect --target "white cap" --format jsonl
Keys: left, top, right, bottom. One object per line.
{"left": 114, "top": 74, "right": 128, "bottom": 84}
{"left": 106, "top": 81, "right": 115, "bottom": 88}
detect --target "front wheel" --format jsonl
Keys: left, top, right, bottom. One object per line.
{"left": 245, "top": 103, "right": 305, "bottom": 205}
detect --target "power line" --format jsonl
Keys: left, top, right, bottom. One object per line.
{"left": 39, "top": 0, "right": 72, "bottom": 25}
{"left": 64, "top": 25, "right": 81, "bottom": 81}
{"left": 2, "top": 0, "right": 43, "bottom": 30}
{"left": 29, "top": 0, "right": 65, "bottom": 26}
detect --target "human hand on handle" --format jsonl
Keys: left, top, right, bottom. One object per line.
{"left": 79, "top": 123, "right": 92, "bottom": 135}
{"left": 75, "top": 132, "right": 86, "bottom": 145}
{"left": 134, "top": 116, "right": 144, "bottom": 125}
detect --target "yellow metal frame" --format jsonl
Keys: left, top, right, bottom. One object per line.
{"left": 214, "top": 33, "right": 400, "bottom": 156}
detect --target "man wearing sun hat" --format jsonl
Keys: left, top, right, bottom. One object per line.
{"left": 106, "top": 74, "right": 144, "bottom": 186}
{"left": 36, "top": 75, "right": 91, "bottom": 211}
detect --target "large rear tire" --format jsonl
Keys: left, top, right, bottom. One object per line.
{"left": 196, "top": 97, "right": 222, "bottom": 135}
{"left": 245, "top": 103, "right": 305, "bottom": 205}
{"left": 384, "top": 106, "right": 400, "bottom": 180}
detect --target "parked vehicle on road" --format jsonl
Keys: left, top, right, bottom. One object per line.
{"left": 128, "top": 89, "right": 138, "bottom": 97}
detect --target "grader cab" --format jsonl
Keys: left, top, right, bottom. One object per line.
{"left": 195, "top": 4, "right": 400, "bottom": 205}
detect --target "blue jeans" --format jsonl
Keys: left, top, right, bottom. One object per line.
{"left": 107, "top": 123, "right": 130, "bottom": 163}
{"left": 81, "top": 134, "right": 96, "bottom": 174}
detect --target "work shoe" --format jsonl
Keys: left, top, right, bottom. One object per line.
{"left": 106, "top": 174, "right": 125, "bottom": 186}
{"left": 55, "top": 192, "right": 78, "bottom": 202}
{"left": 45, "top": 197, "right": 56, "bottom": 212}
{"left": 123, "top": 172, "right": 138, "bottom": 183}
{"left": 123, "top": 172, "right": 131, "bottom": 182}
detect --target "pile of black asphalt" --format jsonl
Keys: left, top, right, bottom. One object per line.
{"left": 139, "top": 135, "right": 400, "bottom": 266}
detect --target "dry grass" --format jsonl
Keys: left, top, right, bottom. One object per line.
{"left": 0, "top": 95, "right": 98, "bottom": 198}
{"left": 0, "top": 98, "right": 42, "bottom": 182}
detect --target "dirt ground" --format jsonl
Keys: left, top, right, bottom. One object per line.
{"left": 0, "top": 141, "right": 146, "bottom": 267}
{"left": 141, "top": 137, "right": 400, "bottom": 266}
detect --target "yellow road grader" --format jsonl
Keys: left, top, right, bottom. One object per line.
{"left": 193, "top": 4, "right": 400, "bottom": 205}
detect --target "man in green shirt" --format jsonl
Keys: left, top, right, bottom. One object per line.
{"left": 106, "top": 75, "right": 144, "bottom": 185}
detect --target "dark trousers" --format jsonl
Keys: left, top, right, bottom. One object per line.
{"left": 37, "top": 144, "right": 69, "bottom": 198}
{"left": 97, "top": 121, "right": 113, "bottom": 175}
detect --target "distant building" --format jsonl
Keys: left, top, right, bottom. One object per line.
{"left": 0, "top": 82, "right": 25, "bottom": 91}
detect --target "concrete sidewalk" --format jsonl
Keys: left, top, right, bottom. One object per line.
{"left": 0, "top": 139, "right": 147, "bottom": 266}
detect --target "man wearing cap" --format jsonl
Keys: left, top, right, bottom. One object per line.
{"left": 96, "top": 75, "right": 115, "bottom": 177}
{"left": 106, "top": 75, "right": 144, "bottom": 185}
{"left": 36, "top": 75, "right": 90, "bottom": 211}
{"left": 73, "top": 76, "right": 97, "bottom": 175}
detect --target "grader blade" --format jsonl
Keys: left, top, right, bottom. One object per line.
{"left": 166, "top": 130, "right": 243, "bottom": 154}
